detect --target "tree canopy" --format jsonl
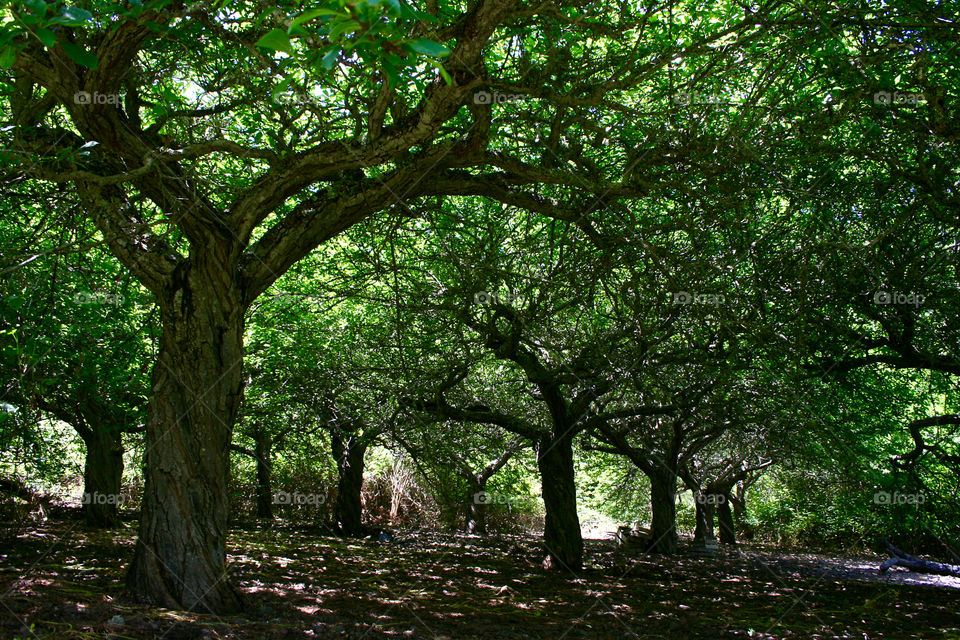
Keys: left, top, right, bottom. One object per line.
{"left": 0, "top": 0, "right": 958, "bottom": 635}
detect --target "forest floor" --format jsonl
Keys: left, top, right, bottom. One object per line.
{"left": 1, "top": 518, "right": 959, "bottom": 639}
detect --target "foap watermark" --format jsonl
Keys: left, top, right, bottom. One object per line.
{"left": 873, "top": 491, "right": 925, "bottom": 505}
{"left": 473, "top": 90, "right": 524, "bottom": 105}
{"left": 695, "top": 492, "right": 726, "bottom": 505}
{"left": 72, "top": 291, "right": 125, "bottom": 306}
{"left": 473, "top": 290, "right": 518, "bottom": 305}
{"left": 473, "top": 491, "right": 536, "bottom": 509}
{"left": 671, "top": 291, "right": 725, "bottom": 306}
{"left": 272, "top": 490, "right": 327, "bottom": 505}
{"left": 873, "top": 291, "right": 924, "bottom": 307}
{"left": 672, "top": 89, "right": 725, "bottom": 106}
{"left": 74, "top": 91, "right": 122, "bottom": 105}
{"left": 81, "top": 491, "right": 126, "bottom": 505}
{"left": 873, "top": 91, "right": 924, "bottom": 106}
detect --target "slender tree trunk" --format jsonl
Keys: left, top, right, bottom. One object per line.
{"left": 693, "top": 491, "right": 715, "bottom": 543}
{"left": 333, "top": 432, "right": 368, "bottom": 537}
{"left": 649, "top": 470, "right": 678, "bottom": 553}
{"left": 537, "top": 432, "right": 582, "bottom": 570}
{"left": 80, "top": 426, "right": 124, "bottom": 527}
{"left": 253, "top": 429, "right": 273, "bottom": 520}
{"left": 718, "top": 492, "right": 736, "bottom": 544}
{"left": 125, "top": 260, "right": 246, "bottom": 613}
{"left": 464, "top": 475, "right": 487, "bottom": 534}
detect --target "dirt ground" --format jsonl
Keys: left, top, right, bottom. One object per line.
{"left": 1, "top": 519, "right": 959, "bottom": 639}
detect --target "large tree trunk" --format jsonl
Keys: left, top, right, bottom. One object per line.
{"left": 464, "top": 475, "right": 487, "bottom": 534}
{"left": 80, "top": 425, "right": 124, "bottom": 527}
{"left": 537, "top": 432, "right": 583, "bottom": 570}
{"left": 253, "top": 429, "right": 274, "bottom": 520}
{"left": 717, "top": 492, "right": 736, "bottom": 544}
{"left": 333, "top": 432, "right": 368, "bottom": 537}
{"left": 125, "top": 261, "right": 246, "bottom": 613}
{"left": 693, "top": 491, "right": 715, "bottom": 544}
{"left": 649, "top": 470, "right": 678, "bottom": 554}
{"left": 730, "top": 490, "right": 753, "bottom": 540}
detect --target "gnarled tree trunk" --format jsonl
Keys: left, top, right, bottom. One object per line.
{"left": 730, "top": 490, "right": 753, "bottom": 540}
{"left": 80, "top": 425, "right": 124, "bottom": 527}
{"left": 464, "top": 475, "right": 487, "bottom": 534}
{"left": 649, "top": 470, "right": 678, "bottom": 553}
{"left": 693, "top": 491, "right": 715, "bottom": 544}
{"left": 333, "top": 432, "right": 368, "bottom": 537}
{"left": 125, "top": 260, "right": 246, "bottom": 613}
{"left": 717, "top": 491, "right": 736, "bottom": 544}
{"left": 537, "top": 432, "right": 582, "bottom": 570}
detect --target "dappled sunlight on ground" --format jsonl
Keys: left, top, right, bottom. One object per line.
{"left": 2, "top": 520, "right": 959, "bottom": 638}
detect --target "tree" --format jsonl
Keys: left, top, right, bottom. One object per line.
{"left": 0, "top": 199, "right": 150, "bottom": 527}
{"left": 3, "top": 0, "right": 521, "bottom": 610}
{"left": 395, "top": 417, "right": 526, "bottom": 534}
{"left": 4, "top": 0, "right": 947, "bottom": 611}
{"left": 242, "top": 273, "right": 402, "bottom": 536}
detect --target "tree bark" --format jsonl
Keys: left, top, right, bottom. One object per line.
{"left": 333, "top": 432, "right": 368, "bottom": 537}
{"left": 730, "top": 490, "right": 753, "bottom": 540}
{"left": 456, "top": 438, "right": 521, "bottom": 534}
{"left": 717, "top": 492, "right": 736, "bottom": 544}
{"left": 649, "top": 470, "right": 678, "bottom": 553}
{"left": 253, "top": 429, "right": 274, "bottom": 520}
{"left": 125, "top": 260, "right": 246, "bottom": 613}
{"left": 537, "top": 432, "right": 583, "bottom": 570}
{"left": 80, "top": 425, "right": 124, "bottom": 527}
{"left": 693, "top": 492, "right": 715, "bottom": 544}
{"left": 881, "top": 539, "right": 960, "bottom": 576}
{"left": 464, "top": 475, "right": 487, "bottom": 534}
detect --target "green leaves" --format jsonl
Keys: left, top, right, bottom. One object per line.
{"left": 320, "top": 47, "right": 339, "bottom": 71}
{"left": 251, "top": 0, "right": 451, "bottom": 87}
{"left": 256, "top": 28, "right": 294, "bottom": 55}
{"left": 34, "top": 27, "right": 56, "bottom": 48}
{"left": 0, "top": 46, "right": 16, "bottom": 69}
{"left": 55, "top": 6, "right": 94, "bottom": 26}
{"left": 406, "top": 39, "right": 450, "bottom": 58}
{"left": 61, "top": 41, "right": 98, "bottom": 69}
{"left": 0, "top": 4, "right": 100, "bottom": 68}
{"left": 23, "top": 0, "right": 48, "bottom": 15}
{"left": 289, "top": 7, "right": 344, "bottom": 30}
{"left": 327, "top": 19, "right": 362, "bottom": 39}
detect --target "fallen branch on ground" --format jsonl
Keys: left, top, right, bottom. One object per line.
{"left": 880, "top": 539, "right": 960, "bottom": 577}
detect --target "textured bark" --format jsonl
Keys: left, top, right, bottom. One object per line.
{"left": 81, "top": 426, "right": 124, "bottom": 527}
{"left": 649, "top": 471, "right": 678, "bottom": 553}
{"left": 717, "top": 492, "right": 737, "bottom": 544}
{"left": 731, "top": 491, "right": 753, "bottom": 540}
{"left": 537, "top": 433, "right": 582, "bottom": 570}
{"left": 253, "top": 430, "right": 274, "bottom": 520}
{"left": 333, "top": 432, "right": 368, "bottom": 537}
{"left": 125, "top": 258, "right": 245, "bottom": 613}
{"left": 693, "top": 493, "right": 715, "bottom": 544}
{"left": 464, "top": 476, "right": 487, "bottom": 534}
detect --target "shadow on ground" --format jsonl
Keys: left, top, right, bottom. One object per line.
{"left": 2, "top": 520, "right": 959, "bottom": 639}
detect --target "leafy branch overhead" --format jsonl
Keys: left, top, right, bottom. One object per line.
{"left": 254, "top": 0, "right": 452, "bottom": 86}
{"left": 2, "top": 1, "right": 452, "bottom": 86}
{"left": 0, "top": 0, "right": 957, "bottom": 623}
